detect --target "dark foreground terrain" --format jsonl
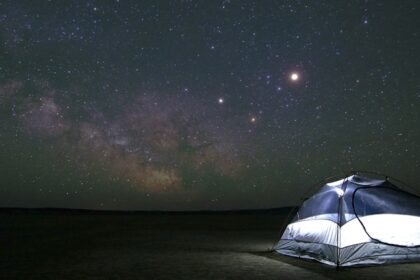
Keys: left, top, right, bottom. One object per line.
{"left": 1, "top": 209, "right": 420, "bottom": 280}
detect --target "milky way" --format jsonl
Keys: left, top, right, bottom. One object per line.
{"left": 0, "top": 1, "right": 419, "bottom": 210}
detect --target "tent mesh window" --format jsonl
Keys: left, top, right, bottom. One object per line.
{"left": 352, "top": 185, "right": 420, "bottom": 247}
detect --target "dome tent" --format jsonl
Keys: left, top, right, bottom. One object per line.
{"left": 274, "top": 172, "right": 420, "bottom": 267}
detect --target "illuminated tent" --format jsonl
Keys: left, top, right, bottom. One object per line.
{"left": 274, "top": 173, "right": 420, "bottom": 267}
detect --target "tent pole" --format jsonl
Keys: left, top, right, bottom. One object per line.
{"left": 336, "top": 177, "right": 348, "bottom": 268}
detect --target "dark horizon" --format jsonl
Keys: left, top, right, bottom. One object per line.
{"left": 1, "top": 1, "right": 419, "bottom": 210}
{"left": 0, "top": 206, "right": 296, "bottom": 214}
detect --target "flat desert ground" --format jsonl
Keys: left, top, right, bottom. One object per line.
{"left": 1, "top": 210, "right": 420, "bottom": 279}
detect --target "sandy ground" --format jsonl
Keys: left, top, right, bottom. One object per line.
{"left": 1, "top": 212, "right": 420, "bottom": 280}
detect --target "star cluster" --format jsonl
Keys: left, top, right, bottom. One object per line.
{"left": 0, "top": 1, "right": 419, "bottom": 210}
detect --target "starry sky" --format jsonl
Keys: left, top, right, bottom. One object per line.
{"left": 0, "top": 0, "right": 419, "bottom": 210}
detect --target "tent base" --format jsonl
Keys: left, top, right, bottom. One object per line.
{"left": 275, "top": 239, "right": 420, "bottom": 267}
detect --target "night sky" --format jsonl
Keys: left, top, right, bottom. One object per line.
{"left": 0, "top": 1, "right": 419, "bottom": 210}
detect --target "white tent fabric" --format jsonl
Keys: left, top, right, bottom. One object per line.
{"left": 274, "top": 174, "right": 420, "bottom": 267}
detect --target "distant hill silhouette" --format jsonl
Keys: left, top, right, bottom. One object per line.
{"left": 0, "top": 206, "right": 296, "bottom": 215}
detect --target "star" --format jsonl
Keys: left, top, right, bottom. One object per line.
{"left": 250, "top": 117, "right": 257, "bottom": 123}
{"left": 218, "top": 97, "right": 224, "bottom": 104}
{"left": 290, "top": 73, "right": 299, "bottom": 81}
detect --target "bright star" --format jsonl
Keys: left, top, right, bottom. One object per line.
{"left": 218, "top": 98, "right": 224, "bottom": 104}
{"left": 290, "top": 73, "right": 299, "bottom": 81}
